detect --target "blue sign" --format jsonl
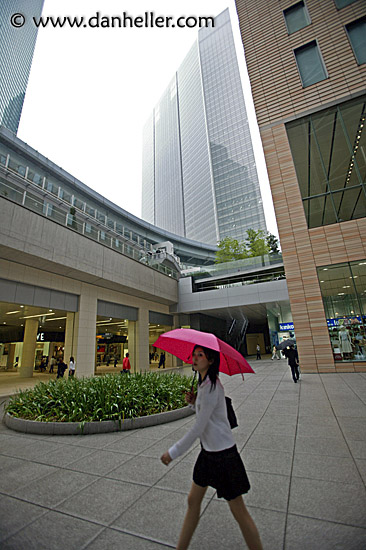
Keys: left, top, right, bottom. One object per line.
{"left": 279, "top": 322, "right": 294, "bottom": 331}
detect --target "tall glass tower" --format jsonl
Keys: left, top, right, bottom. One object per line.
{"left": 142, "top": 9, "right": 266, "bottom": 245}
{"left": 0, "top": 0, "right": 44, "bottom": 134}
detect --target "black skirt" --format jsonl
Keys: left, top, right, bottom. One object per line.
{"left": 193, "top": 445, "right": 250, "bottom": 501}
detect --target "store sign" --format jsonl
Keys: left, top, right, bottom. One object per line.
{"left": 279, "top": 322, "right": 294, "bottom": 331}
{"left": 37, "top": 333, "right": 45, "bottom": 341}
{"left": 327, "top": 316, "right": 364, "bottom": 327}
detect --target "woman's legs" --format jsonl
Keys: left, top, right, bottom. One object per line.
{"left": 176, "top": 482, "right": 207, "bottom": 550}
{"left": 228, "top": 496, "right": 263, "bottom": 550}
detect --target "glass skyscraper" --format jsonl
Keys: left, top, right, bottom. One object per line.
{"left": 142, "top": 9, "right": 266, "bottom": 245}
{"left": 0, "top": 0, "right": 44, "bottom": 134}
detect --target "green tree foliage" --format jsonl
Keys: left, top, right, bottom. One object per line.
{"left": 215, "top": 236, "right": 248, "bottom": 263}
{"left": 245, "top": 229, "right": 269, "bottom": 257}
{"left": 215, "top": 231, "right": 281, "bottom": 263}
{"left": 266, "top": 232, "right": 281, "bottom": 255}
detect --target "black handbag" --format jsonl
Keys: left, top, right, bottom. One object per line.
{"left": 225, "top": 396, "right": 238, "bottom": 429}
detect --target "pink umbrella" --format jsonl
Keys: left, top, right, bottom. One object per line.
{"left": 153, "top": 328, "right": 255, "bottom": 376}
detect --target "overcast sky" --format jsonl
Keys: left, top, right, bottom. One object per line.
{"left": 17, "top": 0, "right": 278, "bottom": 237}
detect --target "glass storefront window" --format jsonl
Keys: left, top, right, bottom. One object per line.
{"left": 318, "top": 261, "right": 366, "bottom": 361}
{"left": 286, "top": 95, "right": 366, "bottom": 228}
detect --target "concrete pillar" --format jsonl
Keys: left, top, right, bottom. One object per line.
{"left": 73, "top": 286, "right": 97, "bottom": 378}
{"left": 6, "top": 344, "right": 15, "bottom": 370}
{"left": 19, "top": 319, "right": 38, "bottom": 378}
{"left": 64, "top": 312, "right": 76, "bottom": 365}
{"left": 128, "top": 308, "right": 149, "bottom": 372}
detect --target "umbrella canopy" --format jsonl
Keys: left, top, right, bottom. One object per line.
{"left": 276, "top": 338, "right": 296, "bottom": 350}
{"left": 153, "top": 328, "right": 255, "bottom": 376}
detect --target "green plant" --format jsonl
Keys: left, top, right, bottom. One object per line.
{"left": 5, "top": 372, "right": 195, "bottom": 423}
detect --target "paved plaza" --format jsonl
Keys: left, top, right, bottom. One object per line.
{"left": 0, "top": 359, "right": 365, "bottom": 549}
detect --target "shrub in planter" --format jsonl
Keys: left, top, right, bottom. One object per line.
{"left": 5, "top": 372, "right": 196, "bottom": 423}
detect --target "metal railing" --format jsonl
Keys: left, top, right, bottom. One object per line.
{"left": 0, "top": 165, "right": 179, "bottom": 279}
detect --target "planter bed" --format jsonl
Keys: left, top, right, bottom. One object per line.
{"left": 5, "top": 405, "right": 194, "bottom": 435}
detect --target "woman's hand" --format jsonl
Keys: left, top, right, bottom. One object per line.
{"left": 161, "top": 451, "right": 172, "bottom": 466}
{"left": 185, "top": 390, "right": 196, "bottom": 405}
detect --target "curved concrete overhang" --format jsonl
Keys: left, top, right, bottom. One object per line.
{"left": 0, "top": 126, "right": 217, "bottom": 265}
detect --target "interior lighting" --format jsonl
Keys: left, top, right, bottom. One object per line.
{"left": 45, "top": 316, "right": 67, "bottom": 322}
{"left": 5, "top": 310, "right": 21, "bottom": 315}
{"left": 338, "top": 293, "right": 345, "bottom": 295}
{"left": 21, "top": 313, "right": 55, "bottom": 319}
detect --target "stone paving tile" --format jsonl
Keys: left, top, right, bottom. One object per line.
{"left": 0, "top": 510, "right": 103, "bottom": 550}
{"left": 295, "top": 434, "right": 352, "bottom": 457}
{"left": 107, "top": 454, "right": 168, "bottom": 486}
{"left": 293, "top": 453, "right": 363, "bottom": 485}
{"left": 12, "top": 469, "right": 97, "bottom": 508}
{"left": 288, "top": 477, "right": 366, "bottom": 528}
{"left": 243, "top": 448, "right": 293, "bottom": 476}
{"left": 0, "top": 495, "right": 46, "bottom": 543}
{"left": 190, "top": 501, "right": 286, "bottom": 550}
{"left": 243, "top": 471, "right": 290, "bottom": 512}
{"left": 56, "top": 477, "right": 148, "bottom": 524}
{"left": 285, "top": 514, "right": 366, "bottom": 550}
{"left": 0, "top": 457, "right": 56, "bottom": 494}
{"left": 84, "top": 527, "right": 170, "bottom": 550}
{"left": 111, "top": 486, "right": 191, "bottom": 546}
{"left": 66, "top": 448, "right": 134, "bottom": 475}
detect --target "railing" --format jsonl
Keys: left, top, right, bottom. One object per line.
{"left": 182, "top": 254, "right": 283, "bottom": 280}
{"left": 0, "top": 166, "right": 179, "bottom": 280}
{"left": 193, "top": 270, "right": 286, "bottom": 292}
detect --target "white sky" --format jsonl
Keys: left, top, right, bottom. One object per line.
{"left": 18, "top": 0, "right": 278, "bottom": 237}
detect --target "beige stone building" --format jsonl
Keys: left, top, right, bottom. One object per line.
{"left": 235, "top": 0, "right": 366, "bottom": 372}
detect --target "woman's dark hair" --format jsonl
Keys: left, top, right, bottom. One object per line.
{"left": 193, "top": 345, "right": 220, "bottom": 390}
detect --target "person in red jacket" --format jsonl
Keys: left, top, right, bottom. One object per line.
{"left": 122, "top": 352, "right": 131, "bottom": 373}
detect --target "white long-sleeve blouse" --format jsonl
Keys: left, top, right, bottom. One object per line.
{"left": 168, "top": 376, "right": 235, "bottom": 460}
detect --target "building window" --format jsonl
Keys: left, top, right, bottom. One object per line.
{"left": 294, "top": 41, "right": 327, "bottom": 87}
{"left": 286, "top": 95, "right": 366, "bottom": 229}
{"left": 334, "top": 0, "right": 359, "bottom": 9}
{"left": 346, "top": 17, "right": 366, "bottom": 65}
{"left": 283, "top": 1, "right": 310, "bottom": 34}
{"left": 317, "top": 261, "right": 366, "bottom": 362}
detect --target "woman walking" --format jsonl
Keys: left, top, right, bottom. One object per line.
{"left": 161, "top": 345, "right": 262, "bottom": 550}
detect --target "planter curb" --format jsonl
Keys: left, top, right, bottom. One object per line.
{"left": 4, "top": 406, "right": 194, "bottom": 435}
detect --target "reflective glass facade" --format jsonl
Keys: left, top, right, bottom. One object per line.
{"left": 0, "top": 0, "right": 44, "bottom": 133}
{"left": 286, "top": 95, "right": 366, "bottom": 229}
{"left": 142, "top": 9, "right": 266, "bottom": 245}
{"left": 318, "top": 261, "right": 366, "bottom": 361}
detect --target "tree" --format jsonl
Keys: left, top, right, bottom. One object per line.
{"left": 266, "top": 232, "right": 281, "bottom": 255}
{"left": 245, "top": 229, "right": 269, "bottom": 257}
{"left": 215, "top": 236, "right": 248, "bottom": 263}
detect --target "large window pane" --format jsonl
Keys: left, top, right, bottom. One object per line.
{"left": 294, "top": 41, "right": 327, "bottom": 87}
{"left": 286, "top": 95, "right": 366, "bottom": 228}
{"left": 318, "top": 261, "right": 366, "bottom": 361}
{"left": 284, "top": 1, "right": 311, "bottom": 34}
{"left": 334, "top": 0, "right": 358, "bottom": 8}
{"left": 346, "top": 17, "right": 366, "bottom": 65}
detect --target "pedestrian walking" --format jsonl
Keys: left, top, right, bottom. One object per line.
{"left": 122, "top": 352, "right": 131, "bottom": 373}
{"left": 160, "top": 345, "right": 263, "bottom": 550}
{"left": 158, "top": 352, "right": 166, "bottom": 368}
{"left": 271, "top": 345, "right": 279, "bottom": 360}
{"left": 256, "top": 344, "right": 261, "bottom": 360}
{"left": 284, "top": 344, "right": 300, "bottom": 383}
{"left": 68, "top": 356, "right": 75, "bottom": 377}
{"left": 49, "top": 356, "right": 57, "bottom": 373}
{"left": 56, "top": 359, "right": 67, "bottom": 379}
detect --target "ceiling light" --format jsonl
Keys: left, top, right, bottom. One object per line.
{"left": 5, "top": 310, "right": 21, "bottom": 315}
{"left": 45, "top": 316, "right": 66, "bottom": 322}
{"left": 21, "top": 313, "right": 55, "bottom": 319}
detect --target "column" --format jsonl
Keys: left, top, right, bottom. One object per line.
{"left": 73, "top": 286, "right": 97, "bottom": 378}
{"left": 64, "top": 312, "right": 76, "bottom": 364}
{"left": 128, "top": 308, "right": 149, "bottom": 372}
{"left": 19, "top": 318, "right": 38, "bottom": 378}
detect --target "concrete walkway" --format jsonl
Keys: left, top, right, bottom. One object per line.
{"left": 0, "top": 360, "right": 365, "bottom": 549}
